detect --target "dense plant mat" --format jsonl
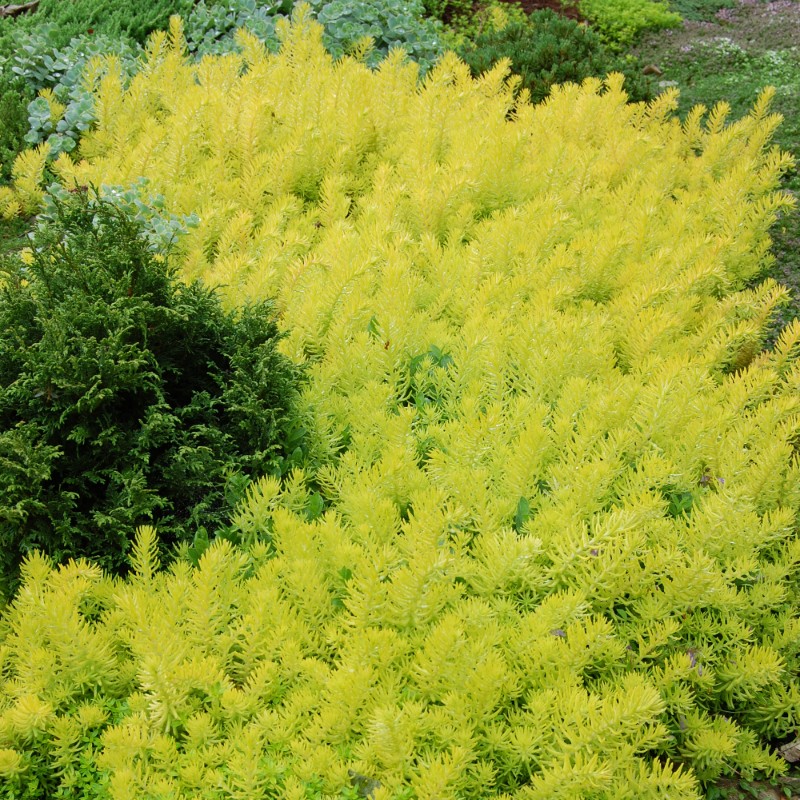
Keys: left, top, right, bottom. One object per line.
{"left": 0, "top": 0, "right": 195, "bottom": 46}
{"left": 2, "top": 8, "right": 800, "bottom": 799}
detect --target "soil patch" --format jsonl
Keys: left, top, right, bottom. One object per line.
{"left": 635, "top": 0, "right": 800, "bottom": 57}
{"left": 450, "top": 0, "right": 586, "bottom": 23}
{"left": 508, "top": 0, "right": 586, "bottom": 19}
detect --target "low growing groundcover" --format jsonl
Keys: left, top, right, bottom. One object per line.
{"left": 1, "top": 8, "right": 800, "bottom": 799}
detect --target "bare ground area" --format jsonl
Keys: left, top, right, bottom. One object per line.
{"left": 641, "top": 0, "right": 800, "bottom": 54}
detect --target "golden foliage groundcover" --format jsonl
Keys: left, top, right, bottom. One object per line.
{"left": 1, "top": 8, "right": 800, "bottom": 799}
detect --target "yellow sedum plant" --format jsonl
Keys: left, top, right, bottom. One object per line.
{"left": 2, "top": 6, "right": 800, "bottom": 799}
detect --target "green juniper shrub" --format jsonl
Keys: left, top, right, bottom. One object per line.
{"left": 0, "top": 217, "right": 32, "bottom": 263}
{"left": 457, "top": 8, "right": 654, "bottom": 104}
{"left": 7, "top": 0, "right": 195, "bottom": 48}
{"left": 0, "top": 68, "right": 36, "bottom": 339}
{"left": 0, "top": 191, "right": 300, "bottom": 600}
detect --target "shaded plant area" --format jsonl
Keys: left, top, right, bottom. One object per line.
{"left": 0, "top": 192, "right": 300, "bottom": 601}
{"left": 0, "top": 73, "right": 32, "bottom": 186}
{"left": 0, "top": 67, "right": 32, "bottom": 257}
{"left": 0, "top": 216, "right": 30, "bottom": 259}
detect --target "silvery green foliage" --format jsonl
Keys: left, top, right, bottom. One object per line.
{"left": 305, "top": 0, "right": 445, "bottom": 71}
{"left": 11, "top": 26, "right": 140, "bottom": 156}
{"left": 26, "top": 92, "right": 95, "bottom": 154}
{"left": 184, "top": 0, "right": 445, "bottom": 72}
{"left": 184, "top": 0, "right": 287, "bottom": 56}
{"left": 41, "top": 179, "right": 200, "bottom": 253}
{"left": 11, "top": 28, "right": 140, "bottom": 96}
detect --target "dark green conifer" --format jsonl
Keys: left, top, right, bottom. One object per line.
{"left": 0, "top": 192, "right": 300, "bottom": 597}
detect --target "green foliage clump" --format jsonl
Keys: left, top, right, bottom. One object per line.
{"left": 578, "top": 0, "right": 682, "bottom": 47}
{"left": 0, "top": 192, "right": 299, "bottom": 599}
{"left": 457, "top": 9, "right": 653, "bottom": 104}
{"left": 421, "top": 0, "right": 467, "bottom": 18}
{"left": 10, "top": 0, "right": 194, "bottom": 48}
{"left": 0, "top": 74, "right": 31, "bottom": 186}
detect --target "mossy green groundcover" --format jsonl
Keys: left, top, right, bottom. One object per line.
{"left": 1, "top": 9, "right": 800, "bottom": 799}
